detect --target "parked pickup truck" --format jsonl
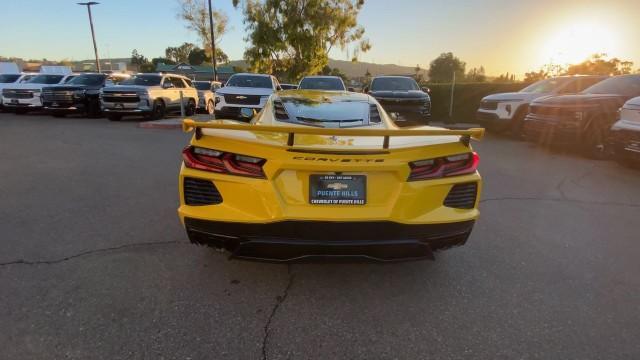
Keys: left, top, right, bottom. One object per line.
{"left": 42, "top": 73, "right": 130, "bottom": 117}
{"left": 101, "top": 73, "right": 199, "bottom": 121}
{"left": 0, "top": 73, "right": 37, "bottom": 110}
{"left": 214, "top": 73, "right": 281, "bottom": 120}
{"left": 2, "top": 73, "right": 76, "bottom": 114}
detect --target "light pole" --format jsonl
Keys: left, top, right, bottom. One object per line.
{"left": 78, "top": 2, "right": 101, "bottom": 72}
{"left": 207, "top": 0, "right": 217, "bottom": 81}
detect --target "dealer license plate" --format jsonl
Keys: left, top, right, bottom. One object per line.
{"left": 309, "top": 174, "right": 366, "bottom": 205}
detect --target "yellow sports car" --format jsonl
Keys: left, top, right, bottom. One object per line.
{"left": 178, "top": 90, "right": 483, "bottom": 261}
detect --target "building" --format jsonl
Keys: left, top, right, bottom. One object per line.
{"left": 155, "top": 63, "right": 235, "bottom": 82}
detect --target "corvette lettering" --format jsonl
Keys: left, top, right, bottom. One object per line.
{"left": 293, "top": 156, "right": 384, "bottom": 163}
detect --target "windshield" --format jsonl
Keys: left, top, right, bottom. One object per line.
{"left": 226, "top": 75, "right": 272, "bottom": 89}
{"left": 299, "top": 77, "right": 345, "bottom": 91}
{"left": 0, "top": 74, "right": 21, "bottom": 83}
{"left": 68, "top": 74, "right": 105, "bottom": 86}
{"left": 193, "top": 82, "right": 211, "bottom": 91}
{"left": 519, "top": 78, "right": 573, "bottom": 93}
{"left": 582, "top": 75, "right": 640, "bottom": 96}
{"left": 371, "top": 77, "right": 419, "bottom": 91}
{"left": 26, "top": 74, "right": 64, "bottom": 84}
{"left": 120, "top": 75, "right": 162, "bottom": 86}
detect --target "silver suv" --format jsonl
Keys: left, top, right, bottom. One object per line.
{"left": 100, "top": 73, "right": 199, "bottom": 121}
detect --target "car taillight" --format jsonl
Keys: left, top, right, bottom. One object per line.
{"left": 182, "top": 146, "right": 266, "bottom": 178}
{"left": 408, "top": 152, "right": 479, "bottom": 181}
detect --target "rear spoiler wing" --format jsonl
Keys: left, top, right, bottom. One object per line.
{"left": 182, "top": 119, "right": 484, "bottom": 148}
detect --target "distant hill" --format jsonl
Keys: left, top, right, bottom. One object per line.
{"left": 226, "top": 59, "right": 427, "bottom": 79}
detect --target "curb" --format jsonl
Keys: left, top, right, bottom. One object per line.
{"left": 138, "top": 120, "right": 182, "bottom": 130}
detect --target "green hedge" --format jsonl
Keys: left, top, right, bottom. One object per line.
{"left": 426, "top": 83, "right": 530, "bottom": 123}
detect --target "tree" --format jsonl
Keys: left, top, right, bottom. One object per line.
{"left": 428, "top": 52, "right": 466, "bottom": 83}
{"left": 524, "top": 69, "right": 548, "bottom": 83}
{"left": 565, "top": 53, "right": 634, "bottom": 75}
{"left": 414, "top": 64, "right": 424, "bottom": 84}
{"left": 165, "top": 42, "right": 196, "bottom": 64}
{"left": 237, "top": 0, "right": 371, "bottom": 82}
{"left": 466, "top": 66, "right": 486, "bottom": 82}
{"left": 188, "top": 48, "right": 207, "bottom": 65}
{"left": 130, "top": 49, "right": 148, "bottom": 66}
{"left": 177, "top": 0, "right": 228, "bottom": 59}
{"left": 139, "top": 63, "right": 156, "bottom": 73}
{"left": 319, "top": 65, "right": 347, "bottom": 81}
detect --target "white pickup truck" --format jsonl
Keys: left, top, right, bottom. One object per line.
{"left": 214, "top": 73, "right": 281, "bottom": 120}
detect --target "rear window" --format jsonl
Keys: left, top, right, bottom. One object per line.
{"left": 120, "top": 75, "right": 162, "bottom": 86}
{"left": 194, "top": 82, "right": 211, "bottom": 91}
{"left": 371, "top": 77, "right": 419, "bottom": 91}
{"left": 0, "top": 74, "right": 21, "bottom": 83}
{"left": 226, "top": 75, "right": 273, "bottom": 89}
{"left": 26, "top": 75, "right": 65, "bottom": 84}
{"left": 299, "top": 77, "right": 345, "bottom": 91}
{"left": 582, "top": 75, "right": 640, "bottom": 97}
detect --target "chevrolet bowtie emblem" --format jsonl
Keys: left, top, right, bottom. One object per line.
{"left": 327, "top": 182, "right": 349, "bottom": 190}
{"left": 236, "top": 96, "right": 247, "bottom": 99}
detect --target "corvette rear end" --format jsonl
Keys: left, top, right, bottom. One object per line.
{"left": 177, "top": 91, "right": 483, "bottom": 262}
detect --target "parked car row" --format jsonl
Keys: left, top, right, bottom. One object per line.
{"left": 478, "top": 74, "right": 640, "bottom": 167}
{"left": 1, "top": 67, "right": 433, "bottom": 127}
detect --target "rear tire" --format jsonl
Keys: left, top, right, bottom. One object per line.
{"left": 107, "top": 114, "right": 122, "bottom": 121}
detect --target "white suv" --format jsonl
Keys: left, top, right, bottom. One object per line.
{"left": 101, "top": 73, "right": 199, "bottom": 121}
{"left": 2, "top": 73, "right": 76, "bottom": 113}
{"left": 0, "top": 73, "right": 37, "bottom": 110}
{"left": 214, "top": 73, "right": 281, "bottom": 120}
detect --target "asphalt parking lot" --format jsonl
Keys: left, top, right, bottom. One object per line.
{"left": 1, "top": 112, "right": 639, "bottom": 360}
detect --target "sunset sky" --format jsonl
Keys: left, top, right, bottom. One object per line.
{"left": 2, "top": 0, "right": 639, "bottom": 77}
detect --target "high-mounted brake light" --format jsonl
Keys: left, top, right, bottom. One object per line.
{"left": 182, "top": 146, "right": 266, "bottom": 178}
{"left": 408, "top": 152, "right": 479, "bottom": 181}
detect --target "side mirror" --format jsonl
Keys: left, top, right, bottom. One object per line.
{"left": 347, "top": 87, "right": 355, "bottom": 92}
{"left": 239, "top": 108, "right": 257, "bottom": 120}
{"left": 276, "top": 85, "right": 283, "bottom": 91}
{"left": 363, "top": 86, "right": 370, "bottom": 93}
{"left": 421, "top": 86, "right": 430, "bottom": 94}
{"left": 163, "top": 81, "right": 174, "bottom": 89}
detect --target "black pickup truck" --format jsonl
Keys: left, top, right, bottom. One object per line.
{"left": 523, "top": 75, "right": 640, "bottom": 158}
{"left": 365, "top": 76, "right": 431, "bottom": 124}
{"left": 42, "top": 73, "right": 129, "bottom": 117}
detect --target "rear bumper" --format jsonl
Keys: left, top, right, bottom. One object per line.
{"left": 184, "top": 217, "right": 475, "bottom": 262}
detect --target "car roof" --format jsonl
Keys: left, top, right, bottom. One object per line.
{"left": 301, "top": 75, "right": 342, "bottom": 79}
{"left": 371, "top": 75, "right": 415, "bottom": 79}
{"left": 233, "top": 73, "right": 272, "bottom": 78}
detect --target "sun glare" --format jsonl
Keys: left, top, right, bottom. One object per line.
{"left": 540, "top": 21, "right": 620, "bottom": 66}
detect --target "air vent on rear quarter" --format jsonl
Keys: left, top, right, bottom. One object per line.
{"left": 369, "top": 104, "right": 381, "bottom": 123}
{"left": 444, "top": 182, "right": 478, "bottom": 209}
{"left": 273, "top": 100, "right": 289, "bottom": 120}
{"left": 184, "top": 177, "right": 223, "bottom": 206}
